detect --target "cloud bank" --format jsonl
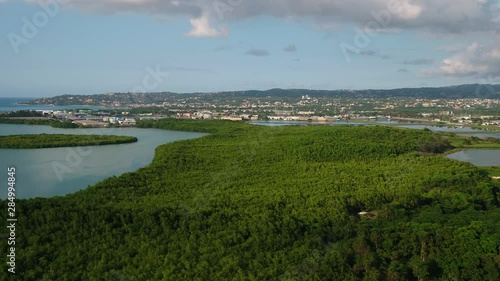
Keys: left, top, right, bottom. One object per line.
{"left": 436, "top": 42, "right": 500, "bottom": 78}
{"left": 19, "top": 0, "right": 500, "bottom": 37}
{"left": 15, "top": 0, "right": 500, "bottom": 80}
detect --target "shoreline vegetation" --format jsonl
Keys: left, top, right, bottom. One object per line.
{"left": 442, "top": 133, "right": 500, "bottom": 152}
{"left": 1, "top": 119, "right": 500, "bottom": 280}
{"left": 0, "top": 117, "right": 80, "bottom": 128}
{"left": 0, "top": 134, "right": 138, "bottom": 149}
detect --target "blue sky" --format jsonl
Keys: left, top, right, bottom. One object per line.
{"left": 1, "top": 0, "right": 500, "bottom": 97}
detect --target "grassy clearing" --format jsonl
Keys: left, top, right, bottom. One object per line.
{"left": 478, "top": 166, "right": 500, "bottom": 178}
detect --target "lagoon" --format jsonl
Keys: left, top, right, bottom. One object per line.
{"left": 458, "top": 133, "right": 500, "bottom": 139}
{"left": 250, "top": 121, "right": 365, "bottom": 126}
{"left": 0, "top": 124, "right": 205, "bottom": 199}
{"left": 447, "top": 150, "right": 500, "bottom": 166}
{"left": 395, "top": 124, "right": 487, "bottom": 133}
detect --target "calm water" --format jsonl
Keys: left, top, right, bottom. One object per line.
{"left": 0, "top": 97, "right": 122, "bottom": 112}
{"left": 0, "top": 124, "right": 205, "bottom": 199}
{"left": 396, "top": 124, "right": 486, "bottom": 133}
{"left": 0, "top": 98, "right": 33, "bottom": 112}
{"left": 447, "top": 150, "right": 500, "bottom": 166}
{"left": 250, "top": 121, "right": 364, "bottom": 126}
{"left": 369, "top": 120, "right": 401, "bottom": 125}
{"left": 458, "top": 133, "right": 500, "bottom": 139}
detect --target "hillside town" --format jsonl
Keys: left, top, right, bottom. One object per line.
{"left": 5, "top": 91, "right": 500, "bottom": 128}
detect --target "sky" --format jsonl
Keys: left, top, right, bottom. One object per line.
{"left": 1, "top": 0, "right": 500, "bottom": 97}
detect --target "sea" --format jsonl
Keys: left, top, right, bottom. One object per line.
{"left": 0, "top": 97, "right": 114, "bottom": 112}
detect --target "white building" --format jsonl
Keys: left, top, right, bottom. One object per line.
{"left": 119, "top": 118, "right": 136, "bottom": 126}
{"left": 201, "top": 112, "right": 213, "bottom": 120}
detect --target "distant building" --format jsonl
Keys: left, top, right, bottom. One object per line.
{"left": 37, "top": 110, "right": 53, "bottom": 116}
{"left": 268, "top": 116, "right": 283, "bottom": 120}
{"left": 73, "top": 120, "right": 109, "bottom": 127}
{"left": 438, "top": 111, "right": 454, "bottom": 116}
{"left": 273, "top": 110, "right": 292, "bottom": 116}
{"left": 200, "top": 111, "right": 213, "bottom": 120}
{"left": 221, "top": 116, "right": 243, "bottom": 121}
{"left": 119, "top": 118, "right": 136, "bottom": 126}
{"left": 298, "top": 111, "right": 315, "bottom": 115}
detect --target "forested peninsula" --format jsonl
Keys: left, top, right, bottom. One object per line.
{"left": 0, "top": 134, "right": 138, "bottom": 149}
{"left": 1, "top": 120, "right": 499, "bottom": 280}
{"left": 0, "top": 118, "right": 79, "bottom": 128}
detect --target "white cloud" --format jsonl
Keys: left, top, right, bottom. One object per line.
{"left": 393, "top": 0, "right": 423, "bottom": 20}
{"left": 427, "top": 42, "right": 500, "bottom": 78}
{"left": 184, "top": 14, "right": 228, "bottom": 37}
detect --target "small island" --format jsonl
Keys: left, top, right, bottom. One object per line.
{"left": 0, "top": 134, "right": 138, "bottom": 149}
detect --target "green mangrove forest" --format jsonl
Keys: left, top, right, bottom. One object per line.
{"left": 0, "top": 118, "right": 79, "bottom": 128}
{"left": 0, "top": 134, "right": 138, "bottom": 149}
{"left": 1, "top": 120, "right": 499, "bottom": 280}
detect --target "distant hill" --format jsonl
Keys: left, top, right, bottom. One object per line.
{"left": 213, "top": 84, "right": 500, "bottom": 99}
{"left": 24, "top": 84, "right": 500, "bottom": 106}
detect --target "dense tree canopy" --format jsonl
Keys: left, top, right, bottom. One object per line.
{"left": 1, "top": 120, "right": 499, "bottom": 280}
{"left": 0, "top": 110, "right": 43, "bottom": 117}
{"left": 0, "top": 118, "right": 79, "bottom": 128}
{"left": 0, "top": 134, "right": 138, "bottom": 149}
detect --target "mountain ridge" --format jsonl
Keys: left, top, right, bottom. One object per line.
{"left": 23, "top": 84, "right": 500, "bottom": 106}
